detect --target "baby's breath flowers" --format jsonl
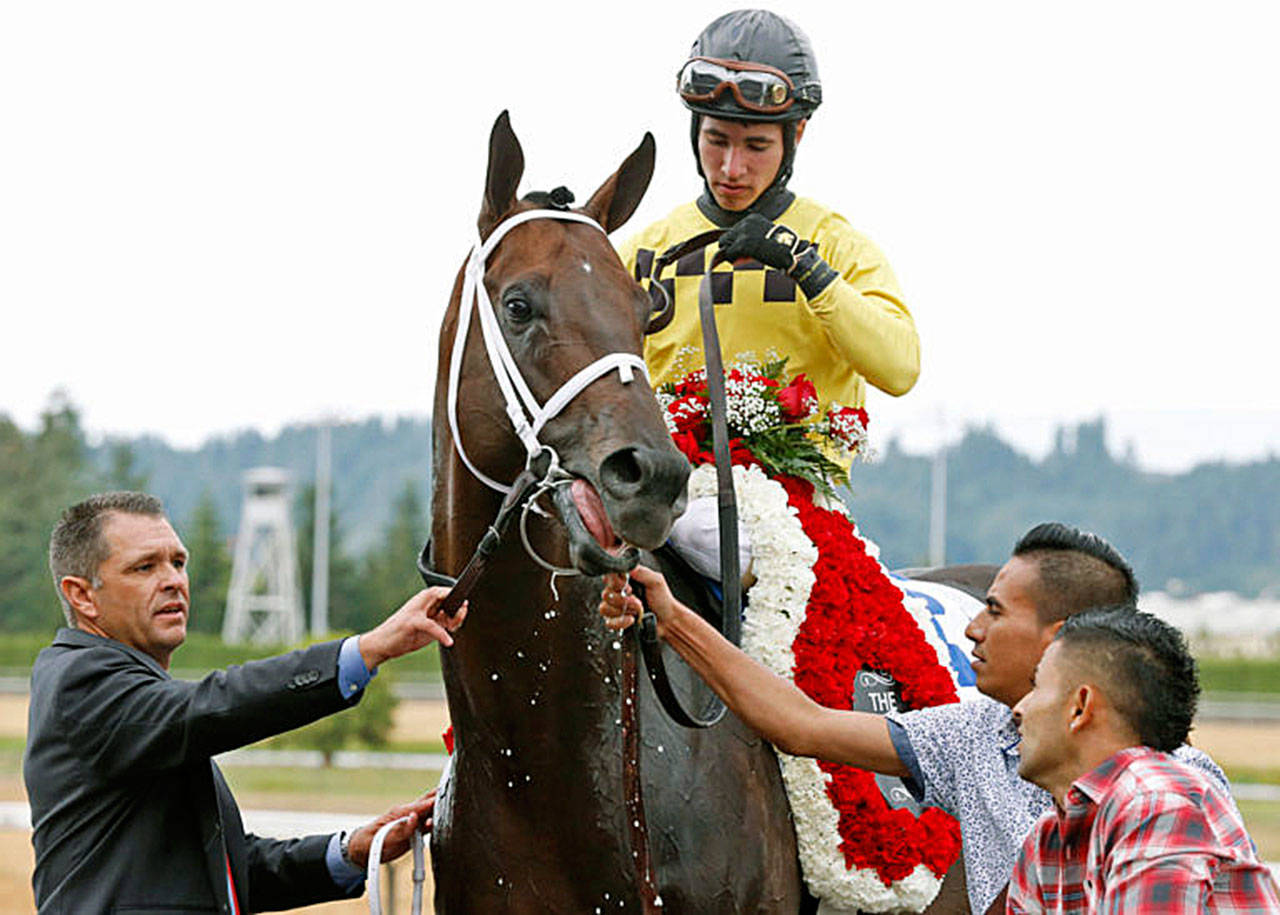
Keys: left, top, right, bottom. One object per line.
{"left": 659, "top": 356, "right": 871, "bottom": 496}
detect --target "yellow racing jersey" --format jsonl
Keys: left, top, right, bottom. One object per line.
{"left": 618, "top": 196, "right": 920, "bottom": 413}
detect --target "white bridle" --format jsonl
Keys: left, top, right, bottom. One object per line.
{"left": 370, "top": 215, "right": 651, "bottom": 913}
{"left": 446, "top": 208, "right": 650, "bottom": 495}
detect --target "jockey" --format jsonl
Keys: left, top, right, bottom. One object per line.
{"left": 617, "top": 9, "right": 920, "bottom": 579}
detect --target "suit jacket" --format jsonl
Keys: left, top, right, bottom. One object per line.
{"left": 24, "top": 628, "right": 365, "bottom": 914}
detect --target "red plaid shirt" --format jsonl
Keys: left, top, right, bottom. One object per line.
{"left": 1008, "top": 746, "right": 1280, "bottom": 913}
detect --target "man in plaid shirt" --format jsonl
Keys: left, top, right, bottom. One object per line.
{"left": 1008, "top": 607, "right": 1280, "bottom": 912}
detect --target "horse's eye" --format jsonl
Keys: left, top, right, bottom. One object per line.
{"left": 504, "top": 296, "right": 533, "bottom": 323}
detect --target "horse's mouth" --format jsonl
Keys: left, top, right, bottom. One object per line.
{"left": 551, "top": 479, "right": 639, "bottom": 576}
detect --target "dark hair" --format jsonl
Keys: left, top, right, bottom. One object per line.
{"left": 1055, "top": 605, "right": 1198, "bottom": 752}
{"left": 1013, "top": 522, "right": 1138, "bottom": 623}
{"left": 49, "top": 492, "right": 166, "bottom": 625}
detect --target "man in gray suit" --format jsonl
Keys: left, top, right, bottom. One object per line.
{"left": 25, "top": 491, "right": 466, "bottom": 913}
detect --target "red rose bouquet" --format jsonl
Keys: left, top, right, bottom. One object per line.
{"left": 657, "top": 357, "right": 870, "bottom": 496}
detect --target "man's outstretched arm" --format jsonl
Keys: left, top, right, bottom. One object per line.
{"left": 601, "top": 565, "right": 908, "bottom": 775}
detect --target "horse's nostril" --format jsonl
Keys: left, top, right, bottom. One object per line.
{"left": 601, "top": 447, "right": 644, "bottom": 488}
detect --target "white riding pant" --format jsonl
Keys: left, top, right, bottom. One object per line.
{"left": 666, "top": 495, "right": 753, "bottom": 584}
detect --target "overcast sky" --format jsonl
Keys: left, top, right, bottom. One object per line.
{"left": 2, "top": 1, "right": 1277, "bottom": 471}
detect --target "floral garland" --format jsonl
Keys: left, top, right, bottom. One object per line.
{"left": 655, "top": 356, "right": 870, "bottom": 497}
{"left": 686, "top": 463, "right": 963, "bottom": 912}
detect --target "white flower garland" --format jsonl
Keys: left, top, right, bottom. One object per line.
{"left": 686, "top": 465, "right": 944, "bottom": 914}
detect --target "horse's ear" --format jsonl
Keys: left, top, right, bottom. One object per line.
{"left": 582, "top": 132, "right": 655, "bottom": 234}
{"left": 479, "top": 110, "right": 525, "bottom": 239}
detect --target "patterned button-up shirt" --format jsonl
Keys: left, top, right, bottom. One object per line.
{"left": 1007, "top": 746, "right": 1279, "bottom": 913}
{"left": 885, "top": 696, "right": 1232, "bottom": 914}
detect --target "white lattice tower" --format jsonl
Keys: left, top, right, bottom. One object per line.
{"left": 222, "top": 467, "right": 304, "bottom": 645}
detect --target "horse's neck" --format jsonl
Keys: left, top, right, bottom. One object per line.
{"left": 432, "top": 444, "right": 619, "bottom": 764}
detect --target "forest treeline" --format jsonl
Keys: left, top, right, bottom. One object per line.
{"left": 2, "top": 397, "right": 1276, "bottom": 634}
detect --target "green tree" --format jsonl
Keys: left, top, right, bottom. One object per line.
{"left": 0, "top": 394, "right": 92, "bottom": 631}
{"left": 104, "top": 441, "right": 150, "bottom": 492}
{"left": 358, "top": 480, "right": 429, "bottom": 626}
{"left": 296, "top": 483, "right": 365, "bottom": 635}
{"left": 184, "top": 491, "right": 232, "bottom": 635}
{"left": 349, "top": 480, "right": 443, "bottom": 677}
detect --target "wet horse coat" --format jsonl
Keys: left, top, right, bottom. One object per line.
{"left": 428, "top": 113, "right": 802, "bottom": 913}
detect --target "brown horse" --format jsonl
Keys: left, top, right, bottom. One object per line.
{"left": 429, "top": 113, "right": 802, "bottom": 912}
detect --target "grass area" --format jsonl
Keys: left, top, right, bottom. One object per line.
{"left": 1221, "top": 766, "right": 1280, "bottom": 786}
{"left": 221, "top": 764, "right": 442, "bottom": 813}
{"left": 1199, "top": 657, "right": 1280, "bottom": 694}
{"left": 1239, "top": 800, "right": 1280, "bottom": 861}
{"left": 248, "top": 733, "right": 448, "bottom": 755}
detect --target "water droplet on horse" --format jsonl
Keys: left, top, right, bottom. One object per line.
{"left": 632, "top": 819, "right": 640, "bottom": 828}
{"left": 582, "top": 260, "right": 593, "bottom": 274}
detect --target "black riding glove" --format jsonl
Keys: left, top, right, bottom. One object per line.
{"left": 717, "top": 213, "right": 839, "bottom": 299}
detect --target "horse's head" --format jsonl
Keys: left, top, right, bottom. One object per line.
{"left": 446, "top": 112, "right": 689, "bottom": 575}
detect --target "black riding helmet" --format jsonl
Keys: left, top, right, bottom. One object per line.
{"left": 679, "top": 10, "right": 822, "bottom": 223}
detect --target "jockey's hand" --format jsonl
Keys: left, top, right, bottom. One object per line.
{"left": 345, "top": 789, "right": 437, "bottom": 870}
{"left": 358, "top": 588, "right": 467, "bottom": 670}
{"left": 718, "top": 213, "right": 838, "bottom": 298}
{"left": 599, "top": 565, "right": 679, "bottom": 632}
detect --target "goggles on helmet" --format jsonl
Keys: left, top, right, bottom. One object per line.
{"left": 677, "top": 56, "right": 802, "bottom": 114}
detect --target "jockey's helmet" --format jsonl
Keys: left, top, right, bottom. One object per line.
{"left": 678, "top": 10, "right": 822, "bottom": 124}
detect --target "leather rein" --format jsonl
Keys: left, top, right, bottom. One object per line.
{"left": 419, "top": 219, "right": 739, "bottom": 730}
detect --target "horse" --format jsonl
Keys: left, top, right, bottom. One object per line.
{"left": 428, "top": 112, "right": 802, "bottom": 913}
{"left": 429, "top": 111, "right": 999, "bottom": 914}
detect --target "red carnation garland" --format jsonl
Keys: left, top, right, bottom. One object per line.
{"left": 778, "top": 475, "right": 962, "bottom": 883}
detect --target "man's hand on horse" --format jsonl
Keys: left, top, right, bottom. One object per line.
{"left": 599, "top": 565, "right": 680, "bottom": 632}
{"left": 345, "top": 789, "right": 438, "bottom": 870}
{"left": 718, "top": 213, "right": 838, "bottom": 299}
{"left": 358, "top": 587, "right": 467, "bottom": 670}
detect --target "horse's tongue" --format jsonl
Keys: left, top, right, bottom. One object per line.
{"left": 570, "top": 479, "right": 617, "bottom": 550}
